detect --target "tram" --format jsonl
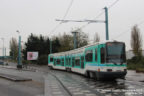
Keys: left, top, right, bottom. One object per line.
{"left": 48, "top": 40, "right": 127, "bottom": 80}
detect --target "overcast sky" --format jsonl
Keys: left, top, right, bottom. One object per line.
{"left": 0, "top": 0, "right": 144, "bottom": 56}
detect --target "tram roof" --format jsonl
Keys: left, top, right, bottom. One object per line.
{"left": 49, "top": 40, "right": 120, "bottom": 57}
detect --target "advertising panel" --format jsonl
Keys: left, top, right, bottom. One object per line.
{"left": 27, "top": 52, "right": 38, "bottom": 60}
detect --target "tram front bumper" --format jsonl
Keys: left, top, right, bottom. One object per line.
{"left": 96, "top": 71, "right": 127, "bottom": 79}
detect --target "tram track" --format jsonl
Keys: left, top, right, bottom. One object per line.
{"left": 50, "top": 70, "right": 112, "bottom": 96}
{"left": 54, "top": 71, "right": 125, "bottom": 96}
{"left": 49, "top": 69, "right": 144, "bottom": 96}
{"left": 48, "top": 70, "right": 73, "bottom": 96}
{"left": 71, "top": 73, "right": 144, "bottom": 96}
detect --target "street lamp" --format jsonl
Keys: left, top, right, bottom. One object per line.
{"left": 1, "top": 38, "right": 5, "bottom": 60}
{"left": 16, "top": 30, "right": 22, "bottom": 69}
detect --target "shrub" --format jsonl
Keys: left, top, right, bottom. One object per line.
{"left": 37, "top": 55, "right": 48, "bottom": 65}
{"left": 127, "top": 56, "right": 144, "bottom": 70}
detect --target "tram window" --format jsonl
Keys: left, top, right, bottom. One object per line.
{"left": 61, "top": 58, "right": 64, "bottom": 66}
{"left": 72, "top": 57, "right": 75, "bottom": 67}
{"left": 65, "top": 58, "right": 67, "bottom": 65}
{"left": 67, "top": 58, "right": 69, "bottom": 65}
{"left": 81, "top": 56, "right": 84, "bottom": 68}
{"left": 57, "top": 59, "right": 61, "bottom": 65}
{"left": 67, "top": 58, "right": 68, "bottom": 65}
{"left": 50, "top": 57, "right": 53, "bottom": 62}
{"left": 66, "top": 57, "right": 69, "bottom": 65}
{"left": 54, "top": 59, "right": 56, "bottom": 65}
{"left": 69, "top": 58, "right": 71, "bottom": 65}
{"left": 75, "top": 57, "right": 80, "bottom": 66}
{"left": 95, "top": 49, "right": 97, "bottom": 61}
{"left": 101, "top": 47, "right": 106, "bottom": 63}
{"left": 85, "top": 50, "right": 93, "bottom": 62}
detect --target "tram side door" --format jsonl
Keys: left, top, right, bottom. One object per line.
{"left": 100, "top": 45, "right": 106, "bottom": 64}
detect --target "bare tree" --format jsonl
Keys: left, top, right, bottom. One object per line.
{"left": 131, "top": 25, "right": 142, "bottom": 56}
{"left": 9, "top": 37, "right": 18, "bottom": 60}
{"left": 94, "top": 32, "right": 100, "bottom": 43}
{"left": 58, "top": 32, "right": 73, "bottom": 51}
{"left": 74, "top": 28, "right": 88, "bottom": 48}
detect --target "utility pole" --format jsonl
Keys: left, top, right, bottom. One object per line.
{"left": 104, "top": 7, "right": 109, "bottom": 40}
{"left": 5, "top": 48, "right": 6, "bottom": 58}
{"left": 72, "top": 31, "right": 78, "bottom": 49}
{"left": 56, "top": 6, "right": 109, "bottom": 41}
{"left": 16, "top": 30, "right": 22, "bottom": 69}
{"left": 1, "top": 38, "right": 4, "bottom": 60}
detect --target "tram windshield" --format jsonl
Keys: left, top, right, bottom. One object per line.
{"left": 106, "top": 42, "right": 126, "bottom": 63}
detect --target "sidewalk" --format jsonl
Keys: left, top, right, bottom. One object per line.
{"left": 126, "top": 70, "right": 144, "bottom": 82}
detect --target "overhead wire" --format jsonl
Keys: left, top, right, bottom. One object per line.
{"left": 50, "top": 23, "right": 62, "bottom": 35}
{"left": 49, "top": 0, "right": 120, "bottom": 37}
{"left": 112, "top": 20, "right": 144, "bottom": 39}
{"left": 108, "top": 0, "right": 144, "bottom": 40}
{"left": 112, "top": 29, "right": 130, "bottom": 39}
{"left": 79, "top": 0, "right": 120, "bottom": 29}
{"left": 49, "top": 0, "right": 74, "bottom": 36}
{"left": 79, "top": 11, "right": 105, "bottom": 29}
{"left": 61, "top": 0, "right": 74, "bottom": 22}
{"left": 108, "top": 0, "right": 120, "bottom": 9}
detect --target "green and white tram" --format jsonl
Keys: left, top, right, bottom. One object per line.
{"left": 48, "top": 41, "right": 127, "bottom": 80}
